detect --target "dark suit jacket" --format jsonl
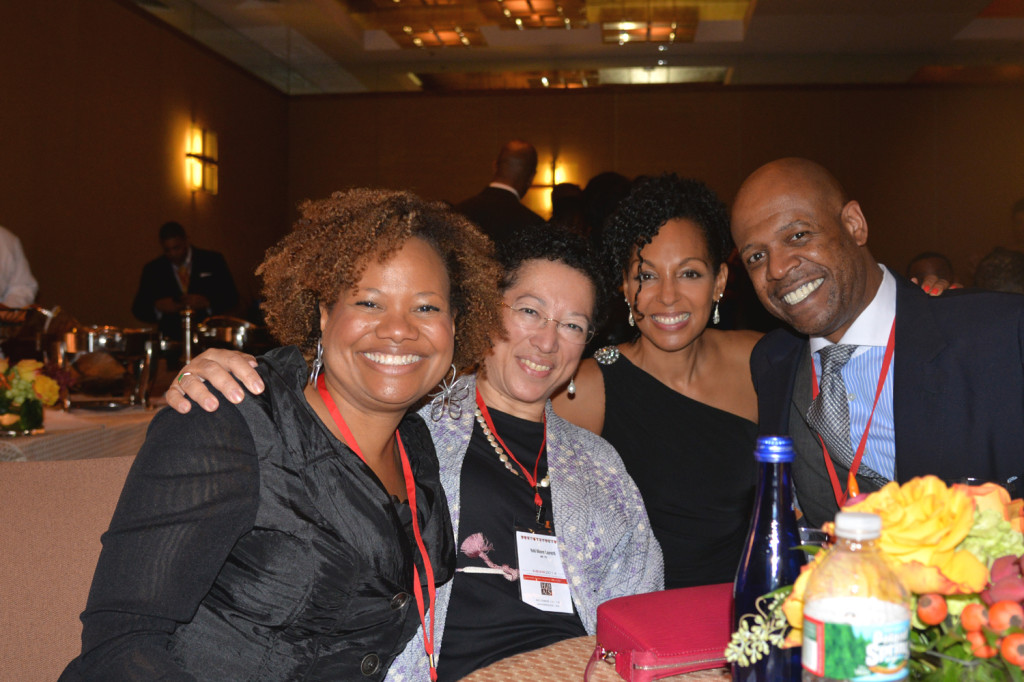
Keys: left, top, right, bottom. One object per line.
{"left": 131, "top": 246, "right": 239, "bottom": 340}
{"left": 454, "top": 186, "right": 544, "bottom": 247}
{"left": 752, "top": 271, "right": 1024, "bottom": 527}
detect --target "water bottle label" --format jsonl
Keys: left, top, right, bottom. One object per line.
{"left": 802, "top": 613, "right": 909, "bottom": 681}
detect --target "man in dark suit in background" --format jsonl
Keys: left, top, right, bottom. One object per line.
{"left": 731, "top": 157, "right": 1024, "bottom": 527}
{"left": 455, "top": 140, "right": 544, "bottom": 246}
{"left": 132, "top": 221, "right": 238, "bottom": 341}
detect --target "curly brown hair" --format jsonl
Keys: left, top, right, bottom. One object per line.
{"left": 257, "top": 188, "right": 502, "bottom": 371}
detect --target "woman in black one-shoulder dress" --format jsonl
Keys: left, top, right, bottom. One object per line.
{"left": 554, "top": 173, "right": 761, "bottom": 589}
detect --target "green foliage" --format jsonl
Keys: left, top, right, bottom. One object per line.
{"left": 909, "top": 622, "right": 1024, "bottom": 681}
{"left": 961, "top": 510, "right": 1024, "bottom": 565}
{"left": 725, "top": 588, "right": 791, "bottom": 667}
{"left": 16, "top": 398, "right": 43, "bottom": 430}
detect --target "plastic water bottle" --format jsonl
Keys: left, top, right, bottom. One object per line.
{"left": 733, "top": 435, "right": 805, "bottom": 682}
{"left": 801, "top": 512, "right": 910, "bottom": 681}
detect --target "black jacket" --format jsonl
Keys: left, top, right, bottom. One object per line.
{"left": 752, "top": 271, "right": 1024, "bottom": 527}
{"left": 131, "top": 246, "right": 239, "bottom": 339}
{"left": 61, "top": 346, "right": 455, "bottom": 681}
{"left": 454, "top": 186, "right": 544, "bottom": 247}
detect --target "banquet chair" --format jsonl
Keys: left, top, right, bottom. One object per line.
{"left": 0, "top": 454, "right": 134, "bottom": 681}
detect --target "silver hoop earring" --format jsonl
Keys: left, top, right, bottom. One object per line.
{"left": 429, "top": 364, "right": 470, "bottom": 421}
{"left": 309, "top": 339, "right": 324, "bottom": 385}
{"left": 568, "top": 376, "right": 576, "bottom": 397}
{"left": 712, "top": 298, "right": 721, "bottom": 326}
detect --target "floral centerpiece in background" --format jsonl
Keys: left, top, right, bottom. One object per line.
{"left": 727, "top": 476, "right": 1024, "bottom": 680}
{"left": 0, "top": 358, "right": 60, "bottom": 434}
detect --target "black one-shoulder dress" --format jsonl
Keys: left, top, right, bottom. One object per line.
{"left": 597, "top": 348, "right": 757, "bottom": 589}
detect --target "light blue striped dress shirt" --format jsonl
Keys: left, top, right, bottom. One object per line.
{"left": 809, "top": 265, "right": 897, "bottom": 481}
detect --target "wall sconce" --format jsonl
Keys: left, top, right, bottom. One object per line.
{"left": 186, "top": 125, "right": 219, "bottom": 195}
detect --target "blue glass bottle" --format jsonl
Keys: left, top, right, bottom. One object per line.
{"left": 732, "top": 436, "right": 805, "bottom": 682}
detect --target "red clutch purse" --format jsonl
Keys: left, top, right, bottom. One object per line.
{"left": 585, "top": 583, "right": 733, "bottom": 682}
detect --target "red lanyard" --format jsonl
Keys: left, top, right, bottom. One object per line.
{"left": 810, "top": 319, "right": 896, "bottom": 508}
{"left": 317, "top": 376, "right": 439, "bottom": 680}
{"left": 475, "top": 388, "right": 547, "bottom": 512}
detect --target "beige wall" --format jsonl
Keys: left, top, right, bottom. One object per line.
{"left": 2, "top": 0, "right": 1022, "bottom": 336}
{"left": 288, "top": 86, "right": 1024, "bottom": 284}
{"left": 0, "top": 0, "right": 289, "bottom": 328}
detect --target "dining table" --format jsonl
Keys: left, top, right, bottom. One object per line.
{"left": 461, "top": 635, "right": 731, "bottom": 681}
{"left": 0, "top": 402, "right": 161, "bottom": 462}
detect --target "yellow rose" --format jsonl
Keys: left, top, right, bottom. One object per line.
{"left": 14, "top": 359, "right": 43, "bottom": 384}
{"left": 846, "top": 476, "right": 988, "bottom": 594}
{"left": 32, "top": 375, "right": 60, "bottom": 406}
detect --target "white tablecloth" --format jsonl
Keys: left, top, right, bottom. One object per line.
{"left": 0, "top": 405, "right": 160, "bottom": 462}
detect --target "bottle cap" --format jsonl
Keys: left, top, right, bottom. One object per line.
{"left": 754, "top": 435, "right": 795, "bottom": 463}
{"left": 834, "top": 511, "right": 882, "bottom": 540}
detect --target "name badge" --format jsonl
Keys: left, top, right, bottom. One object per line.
{"left": 514, "top": 530, "right": 573, "bottom": 613}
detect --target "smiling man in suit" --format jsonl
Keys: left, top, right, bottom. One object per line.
{"left": 731, "top": 157, "right": 1024, "bottom": 527}
{"left": 132, "top": 221, "right": 238, "bottom": 341}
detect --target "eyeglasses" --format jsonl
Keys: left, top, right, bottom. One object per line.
{"left": 500, "top": 302, "right": 595, "bottom": 345}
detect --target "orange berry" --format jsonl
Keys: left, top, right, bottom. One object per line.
{"left": 967, "top": 630, "right": 999, "bottom": 658}
{"left": 916, "top": 593, "right": 948, "bottom": 626}
{"left": 988, "top": 600, "right": 1024, "bottom": 633}
{"left": 961, "top": 603, "right": 989, "bottom": 632}
{"left": 1001, "top": 632, "right": 1024, "bottom": 667}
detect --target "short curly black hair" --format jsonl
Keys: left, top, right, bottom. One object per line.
{"left": 602, "top": 173, "right": 732, "bottom": 326}
{"left": 496, "top": 223, "right": 605, "bottom": 327}
{"left": 257, "top": 188, "right": 502, "bottom": 372}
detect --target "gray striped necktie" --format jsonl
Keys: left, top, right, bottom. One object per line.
{"left": 806, "top": 344, "right": 858, "bottom": 469}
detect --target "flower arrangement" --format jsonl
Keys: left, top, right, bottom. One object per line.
{"left": 727, "top": 476, "right": 1024, "bottom": 680}
{"left": 0, "top": 358, "right": 60, "bottom": 433}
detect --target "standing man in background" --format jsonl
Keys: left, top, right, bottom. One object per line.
{"left": 0, "top": 225, "right": 38, "bottom": 308}
{"left": 132, "top": 221, "right": 238, "bottom": 341}
{"left": 455, "top": 140, "right": 544, "bottom": 246}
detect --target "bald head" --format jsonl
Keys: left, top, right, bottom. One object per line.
{"left": 731, "top": 158, "right": 881, "bottom": 342}
{"left": 735, "top": 158, "right": 847, "bottom": 218}
{"left": 493, "top": 140, "right": 538, "bottom": 198}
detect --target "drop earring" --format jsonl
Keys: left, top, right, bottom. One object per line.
{"left": 309, "top": 339, "right": 324, "bottom": 384}
{"left": 626, "top": 297, "right": 635, "bottom": 327}
{"left": 712, "top": 296, "right": 721, "bottom": 326}
{"left": 568, "top": 376, "right": 576, "bottom": 397}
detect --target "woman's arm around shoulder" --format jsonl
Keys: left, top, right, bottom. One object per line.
{"left": 61, "top": 394, "right": 260, "bottom": 681}
{"left": 551, "top": 356, "right": 606, "bottom": 435}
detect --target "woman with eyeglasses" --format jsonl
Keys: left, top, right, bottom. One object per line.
{"left": 165, "top": 224, "right": 662, "bottom": 680}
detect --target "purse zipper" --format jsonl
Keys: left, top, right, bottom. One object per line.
{"left": 634, "top": 655, "right": 727, "bottom": 671}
